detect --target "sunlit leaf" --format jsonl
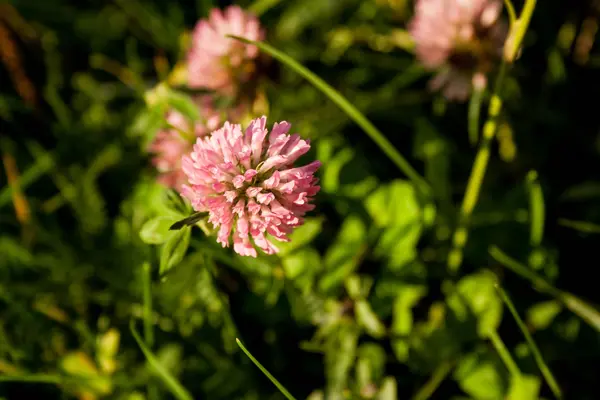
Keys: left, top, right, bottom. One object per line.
{"left": 140, "top": 216, "right": 179, "bottom": 244}
{"left": 160, "top": 227, "right": 191, "bottom": 275}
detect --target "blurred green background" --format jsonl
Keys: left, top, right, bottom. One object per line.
{"left": 1, "top": 0, "right": 600, "bottom": 399}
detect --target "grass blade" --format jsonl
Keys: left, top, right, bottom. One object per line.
{"left": 489, "top": 246, "right": 600, "bottom": 332}
{"left": 236, "top": 338, "right": 297, "bottom": 400}
{"left": 130, "top": 321, "right": 193, "bottom": 400}
{"left": 495, "top": 285, "right": 562, "bottom": 399}
{"left": 228, "top": 35, "right": 430, "bottom": 196}
{"left": 488, "top": 330, "right": 520, "bottom": 377}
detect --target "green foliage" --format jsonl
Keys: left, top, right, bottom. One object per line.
{"left": 2, "top": 1, "right": 600, "bottom": 400}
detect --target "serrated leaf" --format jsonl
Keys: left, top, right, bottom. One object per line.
{"left": 140, "top": 216, "right": 179, "bottom": 244}
{"left": 159, "top": 227, "right": 191, "bottom": 275}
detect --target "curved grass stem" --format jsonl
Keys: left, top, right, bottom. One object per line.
{"left": 489, "top": 246, "right": 600, "bottom": 332}
{"left": 495, "top": 285, "right": 562, "bottom": 399}
{"left": 236, "top": 338, "right": 297, "bottom": 400}
{"left": 228, "top": 35, "right": 431, "bottom": 197}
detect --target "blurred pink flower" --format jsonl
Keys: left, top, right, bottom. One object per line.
{"left": 181, "top": 116, "right": 320, "bottom": 257}
{"left": 409, "top": 0, "right": 507, "bottom": 101}
{"left": 188, "top": 6, "right": 265, "bottom": 95}
{"left": 150, "top": 96, "right": 222, "bottom": 188}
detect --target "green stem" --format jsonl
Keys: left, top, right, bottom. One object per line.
{"left": 0, "top": 374, "right": 61, "bottom": 384}
{"left": 0, "top": 146, "right": 54, "bottom": 208}
{"left": 468, "top": 85, "right": 485, "bottom": 146}
{"left": 228, "top": 35, "right": 430, "bottom": 197}
{"left": 505, "top": 0, "right": 537, "bottom": 62}
{"left": 142, "top": 262, "right": 158, "bottom": 400}
{"left": 557, "top": 218, "right": 600, "bottom": 234}
{"left": 447, "top": 63, "right": 507, "bottom": 272}
{"left": 503, "top": 0, "right": 517, "bottom": 26}
{"left": 448, "top": 0, "right": 538, "bottom": 272}
{"left": 495, "top": 285, "right": 562, "bottom": 399}
{"left": 489, "top": 246, "right": 600, "bottom": 332}
{"left": 236, "top": 338, "right": 297, "bottom": 400}
{"left": 488, "top": 330, "right": 520, "bottom": 377}
{"left": 411, "top": 361, "right": 453, "bottom": 400}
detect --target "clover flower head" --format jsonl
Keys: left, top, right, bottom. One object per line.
{"left": 180, "top": 116, "right": 320, "bottom": 257}
{"left": 187, "top": 6, "right": 265, "bottom": 95}
{"left": 409, "top": 0, "right": 507, "bottom": 100}
{"left": 149, "top": 96, "right": 222, "bottom": 188}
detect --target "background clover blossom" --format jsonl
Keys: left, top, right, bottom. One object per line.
{"left": 409, "top": 0, "right": 507, "bottom": 100}
{"left": 180, "top": 116, "right": 321, "bottom": 257}
{"left": 149, "top": 96, "right": 222, "bottom": 188}
{"left": 187, "top": 5, "right": 265, "bottom": 95}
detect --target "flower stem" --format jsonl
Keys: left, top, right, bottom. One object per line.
{"left": 503, "top": 0, "right": 517, "bottom": 26}
{"left": 447, "top": 63, "right": 507, "bottom": 272}
{"left": 447, "top": 0, "right": 538, "bottom": 272}
{"left": 468, "top": 84, "right": 485, "bottom": 146}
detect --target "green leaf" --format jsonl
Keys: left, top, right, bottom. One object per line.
{"left": 277, "top": 217, "right": 324, "bottom": 256}
{"left": 454, "top": 350, "right": 507, "bottom": 400}
{"left": 320, "top": 215, "right": 367, "bottom": 293}
{"left": 526, "top": 300, "right": 563, "bottom": 331}
{"left": 325, "top": 325, "right": 359, "bottom": 397}
{"left": 391, "top": 284, "right": 427, "bottom": 362}
{"left": 376, "top": 377, "right": 397, "bottom": 400}
{"left": 140, "top": 216, "right": 179, "bottom": 244}
{"left": 365, "top": 180, "right": 423, "bottom": 269}
{"left": 506, "top": 374, "right": 541, "bottom": 400}
{"left": 159, "top": 227, "right": 191, "bottom": 275}
{"left": 282, "top": 247, "right": 321, "bottom": 284}
{"left": 355, "top": 300, "right": 386, "bottom": 339}
{"left": 447, "top": 270, "right": 502, "bottom": 338}
{"left": 409, "top": 302, "right": 462, "bottom": 372}
{"left": 128, "top": 104, "right": 166, "bottom": 145}
{"left": 356, "top": 343, "right": 386, "bottom": 385}
{"left": 166, "top": 89, "right": 201, "bottom": 122}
